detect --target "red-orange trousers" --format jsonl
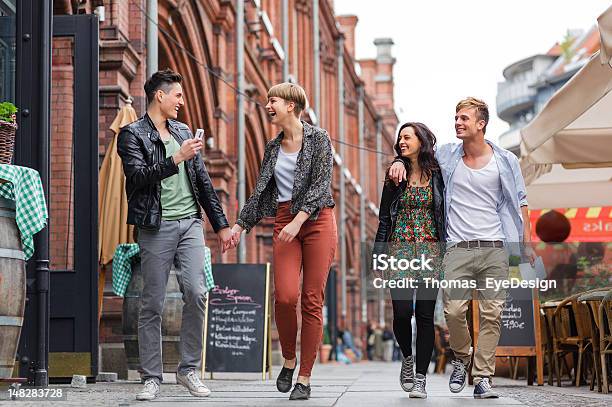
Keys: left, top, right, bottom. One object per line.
{"left": 273, "top": 202, "right": 337, "bottom": 377}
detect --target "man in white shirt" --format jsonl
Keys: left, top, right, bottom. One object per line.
{"left": 388, "top": 97, "right": 535, "bottom": 399}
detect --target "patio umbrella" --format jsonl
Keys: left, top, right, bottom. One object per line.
{"left": 520, "top": 5, "right": 612, "bottom": 210}
{"left": 98, "top": 100, "right": 137, "bottom": 319}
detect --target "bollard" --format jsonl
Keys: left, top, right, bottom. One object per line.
{"left": 70, "top": 374, "right": 87, "bottom": 389}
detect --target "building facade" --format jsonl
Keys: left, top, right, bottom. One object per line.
{"left": 496, "top": 53, "right": 558, "bottom": 155}
{"left": 496, "top": 26, "right": 600, "bottom": 156}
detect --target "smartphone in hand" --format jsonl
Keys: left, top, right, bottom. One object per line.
{"left": 195, "top": 128, "right": 205, "bottom": 141}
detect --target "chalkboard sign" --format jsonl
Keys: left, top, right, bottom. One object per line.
{"left": 202, "top": 263, "right": 271, "bottom": 377}
{"left": 498, "top": 286, "right": 536, "bottom": 347}
{"left": 472, "top": 286, "right": 543, "bottom": 385}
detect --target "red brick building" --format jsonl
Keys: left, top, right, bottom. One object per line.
{"left": 52, "top": 0, "right": 398, "bottom": 376}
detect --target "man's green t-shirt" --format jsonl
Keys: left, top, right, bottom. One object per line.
{"left": 161, "top": 136, "right": 198, "bottom": 220}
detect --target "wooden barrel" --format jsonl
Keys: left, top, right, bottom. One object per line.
{"left": 0, "top": 197, "right": 26, "bottom": 378}
{"left": 122, "top": 260, "right": 183, "bottom": 372}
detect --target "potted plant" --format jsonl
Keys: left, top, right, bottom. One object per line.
{"left": 0, "top": 102, "right": 18, "bottom": 164}
{"left": 319, "top": 325, "right": 332, "bottom": 363}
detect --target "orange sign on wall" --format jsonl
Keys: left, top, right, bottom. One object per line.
{"left": 530, "top": 207, "right": 612, "bottom": 242}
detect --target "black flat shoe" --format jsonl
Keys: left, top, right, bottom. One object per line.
{"left": 276, "top": 366, "right": 296, "bottom": 393}
{"left": 289, "top": 383, "right": 311, "bottom": 400}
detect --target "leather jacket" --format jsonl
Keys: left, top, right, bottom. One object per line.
{"left": 375, "top": 168, "right": 445, "bottom": 244}
{"left": 117, "top": 114, "right": 229, "bottom": 232}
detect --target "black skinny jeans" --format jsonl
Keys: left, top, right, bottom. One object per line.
{"left": 390, "top": 285, "right": 439, "bottom": 375}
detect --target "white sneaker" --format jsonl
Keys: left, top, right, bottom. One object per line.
{"left": 409, "top": 373, "right": 427, "bottom": 398}
{"left": 176, "top": 370, "right": 211, "bottom": 397}
{"left": 136, "top": 378, "right": 160, "bottom": 401}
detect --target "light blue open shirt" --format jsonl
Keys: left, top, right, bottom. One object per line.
{"left": 436, "top": 140, "right": 528, "bottom": 250}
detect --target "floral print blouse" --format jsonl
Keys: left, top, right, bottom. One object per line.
{"left": 390, "top": 181, "right": 442, "bottom": 280}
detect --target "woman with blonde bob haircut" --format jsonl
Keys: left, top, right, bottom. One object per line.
{"left": 231, "top": 83, "right": 337, "bottom": 401}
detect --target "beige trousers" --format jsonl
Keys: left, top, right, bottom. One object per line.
{"left": 442, "top": 246, "right": 509, "bottom": 378}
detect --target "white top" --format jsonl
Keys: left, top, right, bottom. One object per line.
{"left": 274, "top": 147, "right": 299, "bottom": 202}
{"left": 446, "top": 154, "right": 505, "bottom": 242}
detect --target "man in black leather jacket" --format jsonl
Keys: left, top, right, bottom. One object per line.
{"left": 117, "top": 69, "right": 233, "bottom": 401}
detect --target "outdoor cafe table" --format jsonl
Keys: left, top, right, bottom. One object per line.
{"left": 0, "top": 164, "right": 47, "bottom": 384}
{"left": 0, "top": 164, "right": 48, "bottom": 260}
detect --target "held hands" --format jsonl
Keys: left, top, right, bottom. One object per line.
{"left": 173, "top": 138, "right": 203, "bottom": 164}
{"left": 217, "top": 227, "right": 235, "bottom": 253}
{"left": 230, "top": 224, "right": 244, "bottom": 247}
{"left": 388, "top": 161, "right": 407, "bottom": 186}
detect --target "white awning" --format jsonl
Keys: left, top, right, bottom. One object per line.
{"left": 519, "top": 6, "right": 612, "bottom": 209}
{"left": 520, "top": 6, "right": 612, "bottom": 172}
{"left": 524, "top": 164, "right": 612, "bottom": 209}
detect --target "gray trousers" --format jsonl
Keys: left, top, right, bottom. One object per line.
{"left": 137, "top": 218, "right": 206, "bottom": 382}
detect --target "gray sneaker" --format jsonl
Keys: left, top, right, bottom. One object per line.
{"left": 399, "top": 355, "right": 415, "bottom": 392}
{"left": 176, "top": 370, "right": 211, "bottom": 397}
{"left": 409, "top": 373, "right": 427, "bottom": 398}
{"left": 136, "top": 378, "right": 160, "bottom": 401}
{"left": 449, "top": 358, "right": 470, "bottom": 393}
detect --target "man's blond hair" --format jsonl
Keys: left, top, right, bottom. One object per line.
{"left": 456, "top": 97, "right": 489, "bottom": 134}
{"left": 267, "top": 82, "right": 308, "bottom": 117}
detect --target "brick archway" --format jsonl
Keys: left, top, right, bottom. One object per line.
{"left": 157, "top": 1, "right": 217, "bottom": 135}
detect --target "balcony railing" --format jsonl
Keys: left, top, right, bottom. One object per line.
{"left": 496, "top": 74, "right": 538, "bottom": 122}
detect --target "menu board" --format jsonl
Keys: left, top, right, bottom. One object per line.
{"left": 203, "top": 264, "right": 270, "bottom": 373}
{"left": 498, "top": 286, "right": 536, "bottom": 347}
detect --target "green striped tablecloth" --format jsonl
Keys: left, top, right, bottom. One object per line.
{"left": 0, "top": 164, "right": 48, "bottom": 260}
{"left": 112, "top": 243, "right": 214, "bottom": 297}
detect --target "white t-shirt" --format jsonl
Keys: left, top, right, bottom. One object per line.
{"left": 446, "top": 154, "right": 505, "bottom": 242}
{"left": 274, "top": 147, "right": 299, "bottom": 202}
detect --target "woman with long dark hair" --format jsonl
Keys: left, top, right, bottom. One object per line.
{"left": 374, "top": 122, "right": 445, "bottom": 398}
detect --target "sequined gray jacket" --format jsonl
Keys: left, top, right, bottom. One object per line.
{"left": 237, "top": 121, "right": 335, "bottom": 233}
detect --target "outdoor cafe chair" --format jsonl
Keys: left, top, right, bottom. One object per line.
{"left": 599, "top": 290, "right": 612, "bottom": 394}
{"left": 580, "top": 287, "right": 612, "bottom": 392}
{"left": 551, "top": 290, "right": 600, "bottom": 387}
{"left": 540, "top": 309, "right": 555, "bottom": 385}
